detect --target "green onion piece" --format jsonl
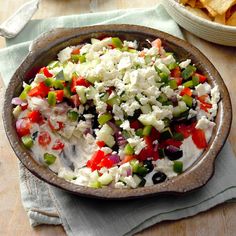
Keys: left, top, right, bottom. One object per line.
{"left": 173, "top": 161, "right": 183, "bottom": 173}
{"left": 192, "top": 75, "right": 199, "bottom": 86}
{"left": 107, "top": 96, "right": 120, "bottom": 106}
{"left": 67, "top": 110, "right": 79, "bottom": 122}
{"left": 157, "top": 93, "right": 168, "bottom": 104}
{"left": 183, "top": 80, "right": 194, "bottom": 88}
{"left": 159, "top": 72, "right": 169, "bottom": 83}
{"left": 168, "top": 62, "right": 178, "bottom": 70}
{"left": 173, "top": 132, "right": 184, "bottom": 141}
{"left": 136, "top": 128, "right": 143, "bottom": 137}
{"left": 19, "top": 84, "right": 31, "bottom": 100}
{"left": 53, "top": 80, "right": 64, "bottom": 89}
{"left": 168, "top": 79, "right": 178, "bottom": 89}
{"left": 181, "top": 65, "right": 196, "bottom": 80}
{"left": 44, "top": 78, "right": 54, "bottom": 87}
{"left": 98, "top": 113, "right": 112, "bottom": 125}
{"left": 43, "top": 153, "right": 57, "bottom": 165}
{"left": 111, "top": 37, "right": 123, "bottom": 48}
{"left": 142, "top": 125, "right": 152, "bottom": 136}
{"left": 182, "top": 94, "right": 193, "bottom": 107}
{"left": 48, "top": 91, "right": 56, "bottom": 106}
{"left": 124, "top": 143, "right": 134, "bottom": 155}
{"left": 21, "top": 135, "right": 34, "bottom": 149}
{"left": 158, "top": 148, "right": 165, "bottom": 158}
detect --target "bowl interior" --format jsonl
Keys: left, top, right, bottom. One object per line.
{"left": 3, "top": 25, "right": 232, "bottom": 199}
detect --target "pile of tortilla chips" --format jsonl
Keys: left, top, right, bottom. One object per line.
{"left": 179, "top": 0, "right": 236, "bottom": 26}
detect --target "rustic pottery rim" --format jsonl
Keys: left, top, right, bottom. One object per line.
{"left": 3, "top": 24, "right": 232, "bottom": 199}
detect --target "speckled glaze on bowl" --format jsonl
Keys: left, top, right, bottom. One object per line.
{"left": 162, "top": 0, "right": 236, "bottom": 46}
{"left": 3, "top": 25, "right": 232, "bottom": 199}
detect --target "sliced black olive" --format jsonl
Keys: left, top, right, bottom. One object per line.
{"left": 164, "top": 145, "right": 183, "bottom": 160}
{"left": 143, "top": 160, "right": 154, "bottom": 174}
{"left": 152, "top": 171, "right": 167, "bottom": 184}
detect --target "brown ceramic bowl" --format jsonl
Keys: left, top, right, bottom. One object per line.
{"left": 3, "top": 25, "right": 232, "bottom": 199}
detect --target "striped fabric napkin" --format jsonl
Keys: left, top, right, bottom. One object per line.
{"left": 1, "top": 4, "right": 236, "bottom": 236}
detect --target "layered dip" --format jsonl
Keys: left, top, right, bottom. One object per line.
{"left": 12, "top": 36, "right": 220, "bottom": 189}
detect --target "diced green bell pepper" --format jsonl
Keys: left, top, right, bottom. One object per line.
{"left": 183, "top": 80, "right": 194, "bottom": 88}
{"left": 19, "top": 84, "right": 31, "bottom": 100}
{"left": 107, "top": 96, "right": 120, "bottom": 106}
{"left": 98, "top": 113, "right": 112, "bottom": 125}
{"left": 48, "top": 91, "right": 56, "bottom": 106}
{"left": 182, "top": 94, "right": 193, "bottom": 107}
{"left": 158, "top": 148, "right": 165, "bottom": 158}
{"left": 173, "top": 132, "right": 184, "bottom": 141}
{"left": 159, "top": 72, "right": 169, "bottom": 83}
{"left": 111, "top": 37, "right": 123, "bottom": 48}
{"left": 21, "top": 135, "right": 34, "bottom": 149}
{"left": 168, "top": 62, "right": 178, "bottom": 70}
{"left": 67, "top": 110, "right": 79, "bottom": 122}
{"left": 115, "top": 120, "right": 122, "bottom": 127}
{"left": 124, "top": 143, "right": 134, "bottom": 155}
{"left": 136, "top": 128, "right": 143, "bottom": 137}
{"left": 43, "top": 153, "right": 57, "bottom": 165}
{"left": 161, "top": 127, "right": 173, "bottom": 139}
{"left": 181, "top": 65, "right": 196, "bottom": 80}
{"left": 173, "top": 161, "right": 183, "bottom": 173}
{"left": 63, "top": 86, "right": 72, "bottom": 98}
{"left": 168, "top": 79, "right": 178, "bottom": 89}
{"left": 142, "top": 125, "right": 152, "bottom": 136}
{"left": 71, "top": 54, "right": 86, "bottom": 63}
{"left": 157, "top": 93, "right": 168, "bottom": 104}
{"left": 192, "top": 75, "right": 199, "bottom": 86}
{"left": 53, "top": 80, "right": 64, "bottom": 89}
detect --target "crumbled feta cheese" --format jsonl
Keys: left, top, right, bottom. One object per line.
{"left": 161, "top": 86, "right": 175, "bottom": 98}
{"left": 196, "top": 116, "right": 215, "bottom": 130}
{"left": 57, "top": 47, "right": 73, "bottom": 63}
{"left": 179, "top": 59, "right": 191, "bottom": 69}
{"left": 114, "top": 182, "right": 127, "bottom": 189}
{"left": 195, "top": 83, "right": 211, "bottom": 96}
{"left": 161, "top": 55, "right": 176, "bottom": 65}
{"left": 211, "top": 85, "right": 220, "bottom": 104}
{"left": 118, "top": 56, "right": 132, "bottom": 71}
{"left": 127, "top": 136, "right": 146, "bottom": 155}
{"left": 155, "top": 159, "right": 177, "bottom": 178}
{"left": 123, "top": 176, "right": 138, "bottom": 188}
{"left": 101, "top": 147, "right": 113, "bottom": 154}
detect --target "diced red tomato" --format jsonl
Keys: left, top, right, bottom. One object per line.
{"left": 71, "top": 75, "right": 90, "bottom": 93}
{"left": 150, "top": 127, "right": 161, "bottom": 141}
{"left": 197, "top": 95, "right": 209, "bottom": 103}
{"left": 38, "top": 131, "right": 51, "bottom": 146}
{"left": 97, "top": 157, "right": 113, "bottom": 169}
{"left": 180, "top": 87, "right": 192, "bottom": 97}
{"left": 48, "top": 120, "right": 64, "bottom": 131}
{"left": 96, "top": 141, "right": 105, "bottom": 148}
{"left": 151, "top": 38, "right": 162, "bottom": 51}
{"left": 192, "top": 128, "right": 207, "bottom": 149}
{"left": 161, "top": 138, "right": 182, "bottom": 148}
{"left": 137, "top": 136, "right": 155, "bottom": 161}
{"left": 86, "top": 150, "right": 105, "bottom": 171}
{"left": 130, "top": 120, "right": 142, "bottom": 130}
{"left": 70, "top": 94, "right": 81, "bottom": 107}
{"left": 21, "top": 103, "right": 28, "bottom": 111}
{"left": 54, "top": 90, "right": 64, "bottom": 102}
{"left": 16, "top": 118, "right": 31, "bottom": 137}
{"left": 52, "top": 139, "right": 65, "bottom": 150}
{"left": 171, "top": 66, "right": 181, "bottom": 78}
{"left": 27, "top": 110, "right": 42, "bottom": 123}
{"left": 108, "top": 44, "right": 115, "bottom": 49}
{"left": 42, "top": 67, "right": 53, "bottom": 77}
{"left": 173, "top": 77, "right": 183, "bottom": 86}
{"left": 106, "top": 86, "right": 115, "bottom": 95}
{"left": 194, "top": 73, "right": 207, "bottom": 83}
{"left": 175, "top": 122, "right": 196, "bottom": 139}
{"left": 28, "top": 82, "right": 50, "bottom": 97}
{"left": 143, "top": 136, "right": 153, "bottom": 149}
{"left": 71, "top": 48, "right": 80, "bottom": 55}
{"left": 121, "top": 155, "right": 136, "bottom": 164}
{"left": 200, "top": 103, "right": 212, "bottom": 112}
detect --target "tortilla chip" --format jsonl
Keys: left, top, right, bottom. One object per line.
{"left": 200, "top": 0, "right": 218, "bottom": 17}
{"left": 186, "top": 6, "right": 212, "bottom": 20}
{"left": 214, "top": 14, "right": 226, "bottom": 24}
{"left": 201, "top": 0, "right": 236, "bottom": 15}
{"left": 179, "top": 0, "right": 189, "bottom": 4}
{"left": 226, "top": 11, "right": 236, "bottom": 25}
{"left": 187, "top": 0, "right": 197, "bottom": 8}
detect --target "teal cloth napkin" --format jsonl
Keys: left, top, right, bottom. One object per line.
{"left": 1, "top": 5, "right": 236, "bottom": 236}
